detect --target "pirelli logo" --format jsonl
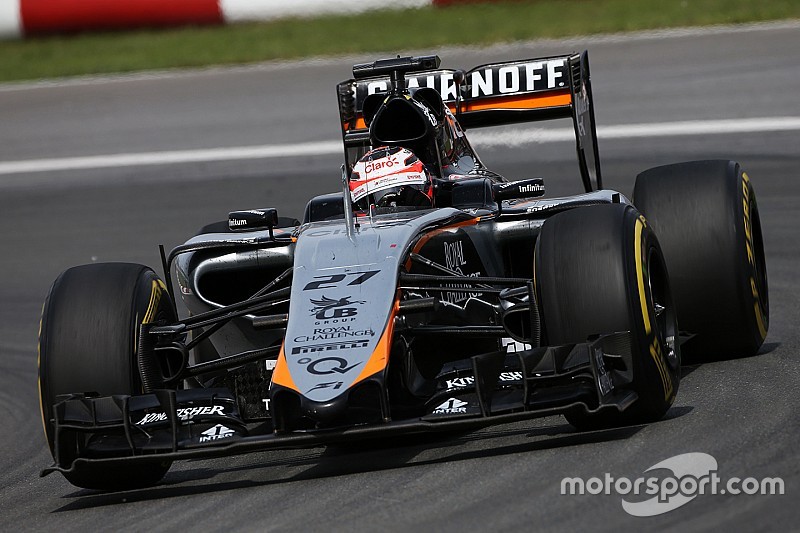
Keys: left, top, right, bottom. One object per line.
{"left": 291, "top": 339, "right": 370, "bottom": 356}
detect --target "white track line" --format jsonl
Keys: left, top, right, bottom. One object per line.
{"left": 0, "top": 141, "right": 342, "bottom": 175}
{"left": 470, "top": 117, "right": 800, "bottom": 147}
{"left": 1, "top": 117, "right": 798, "bottom": 175}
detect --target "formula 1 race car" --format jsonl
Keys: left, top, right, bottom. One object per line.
{"left": 38, "top": 52, "right": 769, "bottom": 490}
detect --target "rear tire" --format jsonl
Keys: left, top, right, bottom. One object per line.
{"left": 634, "top": 160, "right": 768, "bottom": 359}
{"left": 535, "top": 204, "right": 680, "bottom": 429}
{"left": 39, "top": 263, "right": 175, "bottom": 490}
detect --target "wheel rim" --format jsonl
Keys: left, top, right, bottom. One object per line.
{"left": 647, "top": 246, "right": 679, "bottom": 369}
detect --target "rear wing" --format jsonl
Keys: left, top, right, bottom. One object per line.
{"left": 337, "top": 51, "right": 602, "bottom": 192}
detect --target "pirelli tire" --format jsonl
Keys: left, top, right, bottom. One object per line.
{"left": 38, "top": 263, "right": 175, "bottom": 490}
{"left": 633, "top": 160, "right": 768, "bottom": 359}
{"left": 535, "top": 204, "right": 681, "bottom": 429}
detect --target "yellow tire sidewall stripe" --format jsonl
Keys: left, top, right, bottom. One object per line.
{"left": 635, "top": 215, "right": 673, "bottom": 401}
{"left": 142, "top": 279, "right": 163, "bottom": 325}
{"left": 742, "top": 172, "right": 768, "bottom": 341}
{"left": 634, "top": 217, "right": 651, "bottom": 336}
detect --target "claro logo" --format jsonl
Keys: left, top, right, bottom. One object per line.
{"left": 364, "top": 155, "right": 400, "bottom": 174}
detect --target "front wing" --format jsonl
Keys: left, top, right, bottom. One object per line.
{"left": 42, "top": 333, "right": 635, "bottom": 478}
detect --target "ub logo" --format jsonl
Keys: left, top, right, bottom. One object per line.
{"left": 309, "top": 295, "right": 365, "bottom": 319}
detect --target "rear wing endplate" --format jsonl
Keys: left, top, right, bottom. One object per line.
{"left": 337, "top": 51, "right": 602, "bottom": 192}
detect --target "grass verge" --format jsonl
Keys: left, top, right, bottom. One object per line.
{"left": 1, "top": 0, "right": 798, "bottom": 82}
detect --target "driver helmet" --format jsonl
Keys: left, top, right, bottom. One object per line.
{"left": 349, "top": 146, "right": 434, "bottom": 212}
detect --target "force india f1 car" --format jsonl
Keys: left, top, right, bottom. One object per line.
{"left": 38, "top": 52, "right": 769, "bottom": 490}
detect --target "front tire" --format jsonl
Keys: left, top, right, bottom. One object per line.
{"left": 39, "top": 263, "right": 175, "bottom": 490}
{"left": 535, "top": 204, "right": 680, "bottom": 429}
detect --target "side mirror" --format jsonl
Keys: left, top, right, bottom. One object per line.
{"left": 228, "top": 208, "right": 279, "bottom": 237}
{"left": 450, "top": 178, "right": 495, "bottom": 209}
{"left": 493, "top": 178, "right": 546, "bottom": 202}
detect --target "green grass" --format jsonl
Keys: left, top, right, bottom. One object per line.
{"left": 1, "top": 0, "right": 798, "bottom": 82}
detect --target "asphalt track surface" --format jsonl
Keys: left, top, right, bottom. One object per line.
{"left": 0, "top": 22, "right": 798, "bottom": 531}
